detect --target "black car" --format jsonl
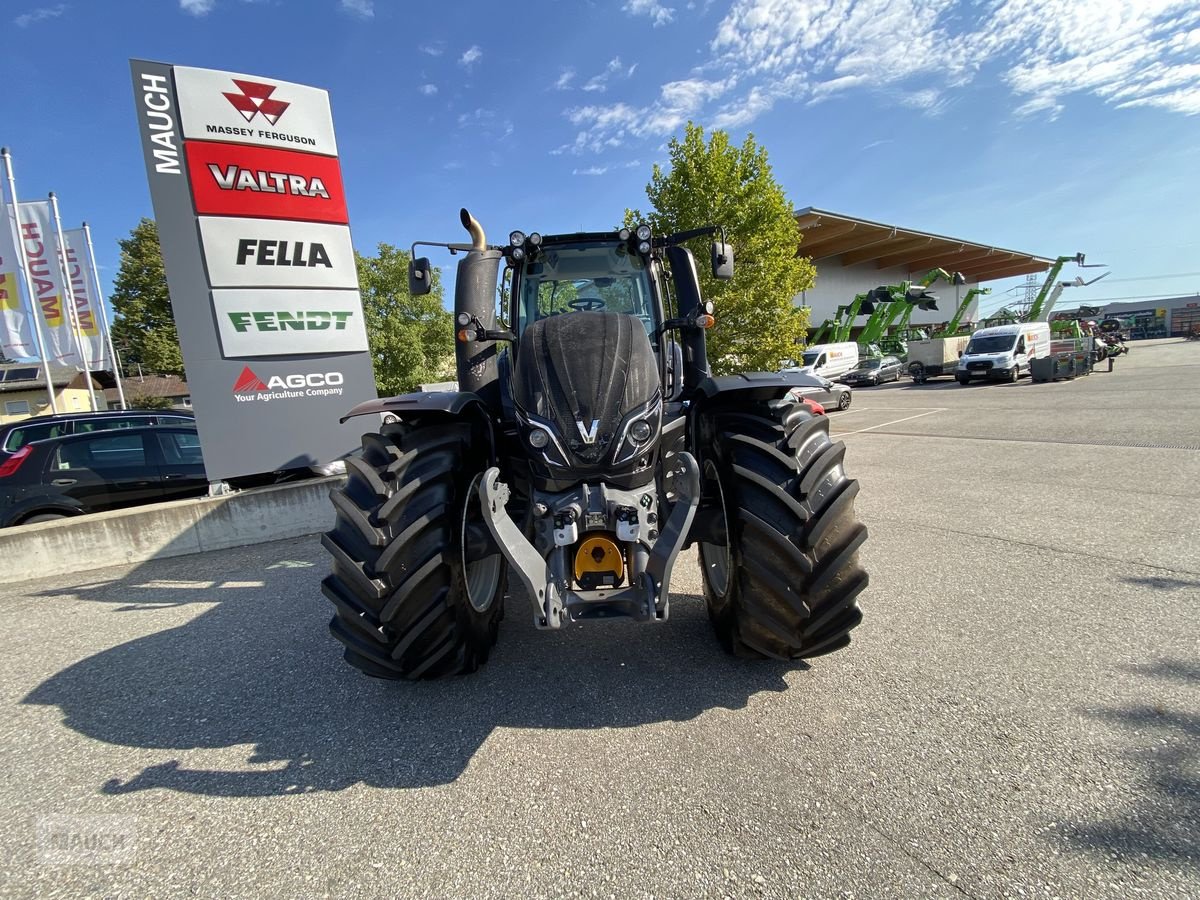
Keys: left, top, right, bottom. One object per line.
{"left": 0, "top": 425, "right": 207, "bottom": 527}
{"left": 840, "top": 355, "right": 903, "bottom": 386}
{"left": 0, "top": 409, "right": 196, "bottom": 461}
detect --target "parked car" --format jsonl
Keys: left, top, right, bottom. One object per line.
{"left": 787, "top": 375, "right": 852, "bottom": 412}
{"left": 0, "top": 409, "right": 195, "bottom": 462}
{"left": 0, "top": 425, "right": 207, "bottom": 527}
{"left": 840, "top": 355, "right": 903, "bottom": 387}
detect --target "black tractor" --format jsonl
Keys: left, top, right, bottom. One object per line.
{"left": 321, "top": 210, "right": 868, "bottom": 679}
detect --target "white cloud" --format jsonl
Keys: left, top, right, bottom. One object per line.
{"left": 583, "top": 57, "right": 636, "bottom": 93}
{"left": 573, "top": 166, "right": 610, "bottom": 176}
{"left": 555, "top": 68, "right": 576, "bottom": 90}
{"left": 14, "top": 4, "right": 66, "bottom": 26}
{"left": 339, "top": 0, "right": 373, "bottom": 18}
{"left": 624, "top": 0, "right": 674, "bottom": 26}
{"left": 419, "top": 83, "right": 438, "bottom": 96}
{"left": 563, "top": 78, "right": 729, "bottom": 153}
{"left": 178, "top": 0, "right": 213, "bottom": 15}
{"left": 459, "top": 45, "right": 483, "bottom": 69}
{"left": 559, "top": 0, "right": 1200, "bottom": 160}
{"left": 420, "top": 42, "right": 444, "bottom": 57}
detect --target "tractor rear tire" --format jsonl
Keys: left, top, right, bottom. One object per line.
{"left": 321, "top": 419, "right": 506, "bottom": 679}
{"left": 699, "top": 402, "right": 868, "bottom": 661}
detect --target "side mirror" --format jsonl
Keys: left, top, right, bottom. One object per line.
{"left": 408, "top": 257, "right": 432, "bottom": 296}
{"left": 711, "top": 242, "right": 734, "bottom": 280}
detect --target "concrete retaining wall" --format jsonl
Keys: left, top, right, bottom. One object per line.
{"left": 0, "top": 477, "right": 341, "bottom": 584}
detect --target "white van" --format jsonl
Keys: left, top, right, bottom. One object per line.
{"left": 784, "top": 342, "right": 860, "bottom": 380}
{"left": 955, "top": 322, "right": 1050, "bottom": 384}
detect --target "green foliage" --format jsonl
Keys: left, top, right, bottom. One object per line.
{"left": 627, "top": 123, "right": 813, "bottom": 374}
{"left": 355, "top": 244, "right": 454, "bottom": 394}
{"left": 109, "top": 219, "right": 185, "bottom": 377}
{"left": 126, "top": 393, "right": 174, "bottom": 410}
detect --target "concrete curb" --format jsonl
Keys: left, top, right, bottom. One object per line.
{"left": 0, "top": 476, "right": 342, "bottom": 584}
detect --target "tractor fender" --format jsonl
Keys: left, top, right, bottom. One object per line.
{"left": 692, "top": 371, "right": 826, "bottom": 405}
{"left": 339, "top": 390, "right": 490, "bottom": 424}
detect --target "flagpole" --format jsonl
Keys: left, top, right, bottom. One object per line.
{"left": 82, "top": 222, "right": 125, "bottom": 410}
{"left": 49, "top": 192, "right": 98, "bottom": 412}
{"left": 0, "top": 148, "right": 59, "bottom": 414}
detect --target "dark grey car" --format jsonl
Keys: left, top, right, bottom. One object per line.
{"left": 841, "top": 355, "right": 903, "bottom": 387}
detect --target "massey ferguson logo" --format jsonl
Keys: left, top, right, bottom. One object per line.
{"left": 233, "top": 365, "right": 344, "bottom": 402}
{"left": 223, "top": 80, "right": 290, "bottom": 125}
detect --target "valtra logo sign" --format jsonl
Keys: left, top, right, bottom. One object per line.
{"left": 223, "top": 80, "right": 290, "bottom": 125}
{"left": 232, "top": 365, "right": 345, "bottom": 403}
{"left": 186, "top": 142, "right": 348, "bottom": 223}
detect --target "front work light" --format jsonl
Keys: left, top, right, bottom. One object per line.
{"left": 509, "top": 230, "right": 526, "bottom": 247}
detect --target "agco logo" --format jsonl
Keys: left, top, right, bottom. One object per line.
{"left": 233, "top": 366, "right": 344, "bottom": 402}
{"left": 223, "top": 80, "right": 290, "bottom": 125}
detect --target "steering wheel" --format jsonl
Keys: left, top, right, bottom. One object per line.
{"left": 568, "top": 297, "right": 606, "bottom": 311}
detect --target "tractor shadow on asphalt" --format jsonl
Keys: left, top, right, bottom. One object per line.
{"left": 1059, "top": 658, "right": 1200, "bottom": 867}
{"left": 22, "top": 538, "right": 797, "bottom": 798}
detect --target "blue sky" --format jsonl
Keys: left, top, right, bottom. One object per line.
{"left": 3, "top": 0, "right": 1200, "bottom": 317}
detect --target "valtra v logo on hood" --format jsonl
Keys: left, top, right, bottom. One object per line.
{"left": 223, "top": 80, "right": 290, "bottom": 125}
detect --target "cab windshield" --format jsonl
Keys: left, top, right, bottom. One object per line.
{"left": 801, "top": 351, "right": 821, "bottom": 367}
{"left": 516, "top": 243, "right": 657, "bottom": 341}
{"left": 965, "top": 334, "right": 1017, "bottom": 354}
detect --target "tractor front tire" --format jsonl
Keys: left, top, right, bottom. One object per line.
{"left": 321, "top": 419, "right": 506, "bottom": 679}
{"left": 699, "top": 403, "right": 868, "bottom": 660}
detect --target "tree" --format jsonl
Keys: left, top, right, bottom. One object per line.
{"left": 125, "top": 392, "right": 173, "bottom": 410}
{"left": 628, "top": 123, "right": 813, "bottom": 375}
{"left": 110, "top": 219, "right": 185, "bottom": 377}
{"left": 355, "top": 244, "right": 455, "bottom": 394}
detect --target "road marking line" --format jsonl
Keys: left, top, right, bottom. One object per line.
{"left": 835, "top": 408, "right": 945, "bottom": 436}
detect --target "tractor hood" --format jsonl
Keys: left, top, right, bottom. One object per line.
{"left": 513, "top": 311, "right": 661, "bottom": 474}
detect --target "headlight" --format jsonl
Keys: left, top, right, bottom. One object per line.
{"left": 635, "top": 224, "right": 651, "bottom": 242}
{"left": 528, "top": 428, "right": 549, "bottom": 449}
{"left": 637, "top": 241, "right": 651, "bottom": 254}
{"left": 630, "top": 420, "right": 652, "bottom": 443}
{"left": 509, "top": 230, "right": 526, "bottom": 247}
{"left": 528, "top": 232, "right": 542, "bottom": 247}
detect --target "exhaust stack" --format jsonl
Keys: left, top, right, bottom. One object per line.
{"left": 454, "top": 208, "right": 502, "bottom": 403}
{"left": 461, "top": 207, "right": 487, "bottom": 251}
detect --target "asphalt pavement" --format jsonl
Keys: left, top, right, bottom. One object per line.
{"left": 1, "top": 338, "right": 1197, "bottom": 899}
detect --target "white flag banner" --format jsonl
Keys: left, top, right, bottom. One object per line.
{"left": 17, "top": 200, "right": 84, "bottom": 368}
{"left": 62, "top": 229, "right": 111, "bottom": 370}
{"left": 0, "top": 202, "right": 39, "bottom": 359}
